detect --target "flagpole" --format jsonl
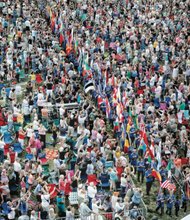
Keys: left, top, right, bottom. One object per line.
{"left": 171, "top": 173, "right": 184, "bottom": 194}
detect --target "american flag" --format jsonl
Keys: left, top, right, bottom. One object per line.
{"left": 161, "top": 180, "right": 176, "bottom": 191}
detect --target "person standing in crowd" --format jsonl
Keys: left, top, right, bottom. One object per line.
{"left": 155, "top": 192, "right": 165, "bottom": 216}
{"left": 145, "top": 166, "right": 154, "bottom": 196}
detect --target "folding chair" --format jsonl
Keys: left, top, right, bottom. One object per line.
{"left": 25, "top": 154, "right": 34, "bottom": 160}
{"left": 99, "top": 173, "right": 110, "bottom": 189}
{"left": 69, "top": 192, "right": 79, "bottom": 205}
{"left": 184, "top": 110, "right": 189, "bottom": 119}
{"left": 164, "top": 96, "right": 171, "bottom": 105}
{"left": 160, "top": 102, "right": 167, "bottom": 110}
{"left": 13, "top": 123, "right": 21, "bottom": 133}
{"left": 4, "top": 144, "right": 10, "bottom": 155}
{"left": 105, "top": 161, "right": 114, "bottom": 169}
{"left": 0, "top": 125, "right": 8, "bottom": 135}
{"left": 153, "top": 98, "right": 160, "bottom": 108}
{"left": 13, "top": 142, "right": 23, "bottom": 154}
{"left": 42, "top": 164, "right": 50, "bottom": 177}
{"left": 3, "top": 131, "right": 13, "bottom": 144}
{"left": 5, "top": 88, "right": 11, "bottom": 98}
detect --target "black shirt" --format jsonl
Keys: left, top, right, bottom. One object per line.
{"left": 46, "top": 82, "right": 53, "bottom": 90}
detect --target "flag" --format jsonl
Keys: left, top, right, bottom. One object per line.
{"left": 167, "top": 160, "right": 172, "bottom": 171}
{"left": 105, "top": 98, "right": 111, "bottom": 118}
{"left": 139, "top": 130, "right": 149, "bottom": 146}
{"left": 151, "top": 169, "right": 162, "bottom": 183}
{"left": 161, "top": 180, "right": 176, "bottom": 191}
{"left": 97, "top": 96, "right": 103, "bottom": 108}
{"left": 68, "top": 28, "right": 73, "bottom": 46}
{"left": 126, "top": 122, "right": 131, "bottom": 133}
{"left": 59, "top": 33, "right": 64, "bottom": 45}
{"left": 124, "top": 132, "right": 130, "bottom": 153}
{"left": 161, "top": 180, "right": 170, "bottom": 188}
{"left": 74, "top": 39, "right": 78, "bottom": 53}
{"left": 167, "top": 183, "right": 176, "bottom": 191}
{"left": 111, "top": 75, "right": 115, "bottom": 87}
{"left": 186, "top": 183, "right": 190, "bottom": 199}
{"left": 147, "top": 146, "right": 155, "bottom": 160}
{"left": 84, "top": 81, "right": 95, "bottom": 93}
{"left": 113, "top": 119, "right": 119, "bottom": 131}
{"left": 122, "top": 91, "right": 127, "bottom": 106}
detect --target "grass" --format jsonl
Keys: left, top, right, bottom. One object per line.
{"left": 133, "top": 177, "right": 190, "bottom": 220}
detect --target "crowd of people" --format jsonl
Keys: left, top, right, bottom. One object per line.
{"left": 0, "top": 0, "right": 189, "bottom": 219}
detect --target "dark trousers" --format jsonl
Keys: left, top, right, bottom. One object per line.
{"left": 137, "top": 170, "right": 144, "bottom": 183}
{"left": 166, "top": 207, "right": 172, "bottom": 216}
{"left": 175, "top": 206, "right": 179, "bottom": 216}
{"left": 156, "top": 205, "right": 164, "bottom": 216}
{"left": 146, "top": 181, "right": 152, "bottom": 195}
{"left": 182, "top": 201, "right": 187, "bottom": 213}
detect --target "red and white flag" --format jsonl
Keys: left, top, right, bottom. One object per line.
{"left": 161, "top": 180, "right": 176, "bottom": 191}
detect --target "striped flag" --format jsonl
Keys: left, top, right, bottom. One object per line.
{"left": 161, "top": 180, "right": 170, "bottom": 188}
{"left": 105, "top": 98, "right": 111, "bottom": 118}
{"left": 84, "top": 81, "right": 95, "bottom": 93}
{"left": 161, "top": 180, "right": 176, "bottom": 191}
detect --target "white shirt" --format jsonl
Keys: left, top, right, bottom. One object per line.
{"left": 92, "top": 203, "right": 100, "bottom": 214}
{"left": 13, "top": 161, "right": 22, "bottom": 172}
{"left": 41, "top": 194, "right": 50, "bottom": 208}
{"left": 26, "top": 128, "right": 33, "bottom": 138}
{"left": 8, "top": 208, "right": 16, "bottom": 220}
{"left": 0, "top": 141, "right": 5, "bottom": 150}
{"left": 87, "top": 185, "right": 97, "bottom": 199}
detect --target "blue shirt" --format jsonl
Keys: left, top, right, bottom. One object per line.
{"left": 137, "top": 161, "right": 145, "bottom": 172}
{"left": 160, "top": 169, "right": 167, "bottom": 182}
{"left": 130, "top": 152, "right": 138, "bottom": 166}
{"left": 145, "top": 169, "right": 153, "bottom": 182}
{"left": 157, "top": 194, "right": 165, "bottom": 207}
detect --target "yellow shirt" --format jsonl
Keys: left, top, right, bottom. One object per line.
{"left": 153, "top": 41, "right": 158, "bottom": 48}
{"left": 31, "top": 74, "right": 36, "bottom": 81}
{"left": 17, "top": 114, "right": 23, "bottom": 124}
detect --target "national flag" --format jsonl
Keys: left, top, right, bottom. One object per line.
{"left": 161, "top": 180, "right": 176, "bottom": 191}
{"left": 186, "top": 183, "right": 190, "bottom": 199}
{"left": 167, "top": 159, "right": 172, "bottom": 171}
{"left": 74, "top": 39, "right": 78, "bottom": 53}
{"left": 59, "top": 33, "right": 64, "bottom": 45}
{"left": 139, "top": 130, "right": 149, "bottom": 146}
{"left": 113, "top": 118, "right": 119, "bottom": 131}
{"left": 117, "top": 85, "right": 121, "bottom": 103}
{"left": 167, "top": 183, "right": 176, "bottom": 191}
{"left": 111, "top": 75, "right": 115, "bottom": 87}
{"left": 122, "top": 91, "right": 127, "bottom": 106}
{"left": 126, "top": 122, "right": 131, "bottom": 133}
{"left": 161, "top": 180, "right": 170, "bottom": 188}
{"left": 151, "top": 169, "right": 162, "bottom": 183}
{"left": 104, "top": 70, "right": 108, "bottom": 85}
{"left": 105, "top": 98, "right": 111, "bottom": 118}
{"left": 124, "top": 132, "right": 130, "bottom": 153}
{"left": 84, "top": 81, "right": 95, "bottom": 93}
{"left": 97, "top": 96, "right": 103, "bottom": 108}
{"left": 51, "top": 17, "right": 56, "bottom": 32}
{"left": 147, "top": 146, "right": 155, "bottom": 160}
{"left": 68, "top": 28, "right": 73, "bottom": 46}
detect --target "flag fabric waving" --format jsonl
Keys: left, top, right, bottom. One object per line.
{"left": 161, "top": 180, "right": 176, "bottom": 191}
{"left": 151, "top": 169, "right": 162, "bottom": 183}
